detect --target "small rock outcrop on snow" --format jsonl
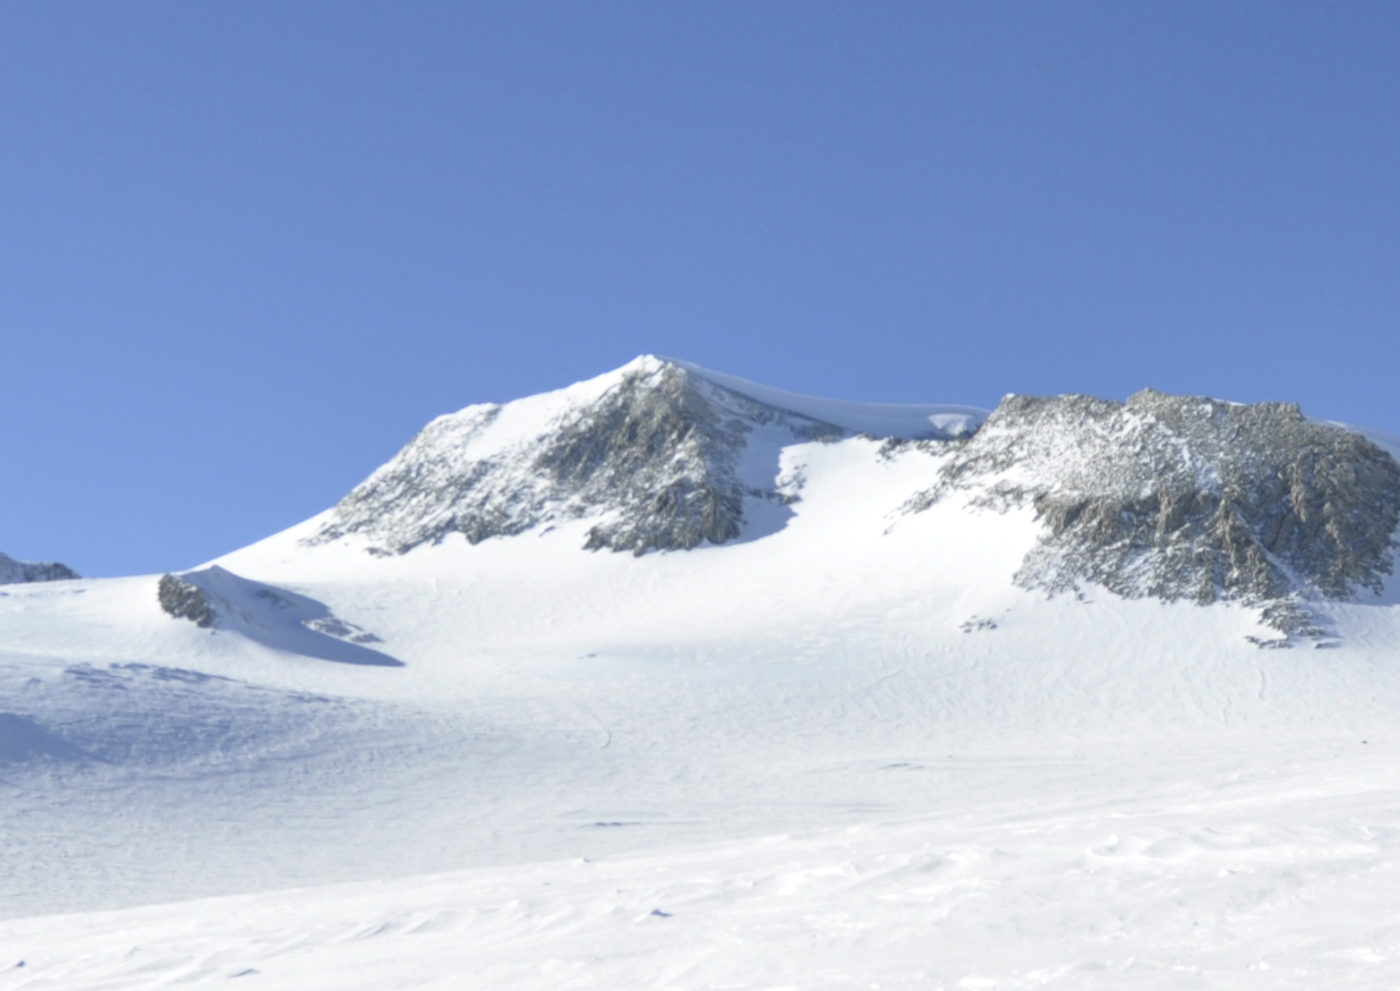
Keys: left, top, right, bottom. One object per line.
{"left": 904, "top": 389, "right": 1400, "bottom": 624}
{"left": 0, "top": 552, "right": 78, "bottom": 585}
{"left": 158, "top": 573, "right": 215, "bottom": 627}
{"left": 158, "top": 567, "right": 400, "bottom": 667}
{"left": 310, "top": 356, "right": 978, "bottom": 557}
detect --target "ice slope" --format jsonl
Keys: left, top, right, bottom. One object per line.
{"left": 4, "top": 359, "right": 1400, "bottom": 987}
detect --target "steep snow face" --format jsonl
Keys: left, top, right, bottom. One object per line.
{"left": 0, "top": 552, "right": 77, "bottom": 584}
{"left": 310, "top": 356, "right": 984, "bottom": 557}
{"left": 902, "top": 389, "right": 1400, "bottom": 621}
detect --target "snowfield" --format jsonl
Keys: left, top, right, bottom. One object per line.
{"left": 4, "top": 359, "right": 1400, "bottom": 988}
{"left": 8, "top": 747, "right": 1400, "bottom": 990}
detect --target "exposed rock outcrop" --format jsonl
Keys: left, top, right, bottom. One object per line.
{"left": 0, "top": 552, "right": 78, "bottom": 585}
{"left": 158, "top": 573, "right": 215, "bottom": 627}
{"left": 310, "top": 359, "right": 859, "bottom": 556}
{"left": 904, "top": 389, "right": 1400, "bottom": 629}
{"left": 156, "top": 566, "right": 400, "bottom": 666}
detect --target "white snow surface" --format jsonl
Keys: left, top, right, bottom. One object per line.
{"left": 665, "top": 355, "right": 989, "bottom": 438}
{"left": 4, "top": 363, "right": 1400, "bottom": 989}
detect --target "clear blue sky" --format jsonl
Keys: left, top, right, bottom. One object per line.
{"left": 3, "top": 2, "right": 1399, "bottom": 576}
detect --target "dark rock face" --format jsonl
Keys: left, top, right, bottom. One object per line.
{"left": 553, "top": 365, "right": 781, "bottom": 554}
{"left": 906, "top": 390, "right": 1400, "bottom": 618}
{"left": 158, "top": 573, "right": 215, "bottom": 627}
{"left": 0, "top": 553, "right": 78, "bottom": 584}
{"left": 311, "top": 359, "right": 846, "bottom": 557}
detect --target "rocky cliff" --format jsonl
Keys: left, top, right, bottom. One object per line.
{"left": 902, "top": 389, "right": 1400, "bottom": 629}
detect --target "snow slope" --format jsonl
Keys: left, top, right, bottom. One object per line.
{"left": 9, "top": 751, "right": 1400, "bottom": 989}
{"left": 4, "top": 358, "right": 1400, "bottom": 988}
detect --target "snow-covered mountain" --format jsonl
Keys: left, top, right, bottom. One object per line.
{"left": 307, "top": 355, "right": 984, "bottom": 556}
{"left": 226, "top": 355, "right": 1398, "bottom": 642}
{"left": 5, "top": 357, "right": 1400, "bottom": 990}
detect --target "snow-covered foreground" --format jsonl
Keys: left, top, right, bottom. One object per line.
{"left": 6, "top": 740, "right": 1400, "bottom": 989}
{"left": 5, "top": 362, "right": 1400, "bottom": 987}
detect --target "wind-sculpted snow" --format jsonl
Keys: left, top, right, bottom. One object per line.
{"left": 0, "top": 552, "right": 77, "bottom": 585}
{"left": 0, "top": 660, "right": 356, "bottom": 772}
{"left": 904, "top": 389, "right": 1400, "bottom": 628}
{"left": 158, "top": 567, "right": 402, "bottom": 667}
{"left": 0, "top": 712, "right": 88, "bottom": 764}
{"left": 309, "top": 357, "right": 933, "bottom": 557}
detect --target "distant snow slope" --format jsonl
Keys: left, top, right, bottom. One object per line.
{"left": 3, "top": 359, "right": 1400, "bottom": 989}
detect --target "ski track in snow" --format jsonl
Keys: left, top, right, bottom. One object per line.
{"left": 5, "top": 364, "right": 1400, "bottom": 988}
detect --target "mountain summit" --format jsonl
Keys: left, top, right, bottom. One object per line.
{"left": 308, "top": 356, "right": 985, "bottom": 557}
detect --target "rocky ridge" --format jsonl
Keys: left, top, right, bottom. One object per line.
{"left": 300, "top": 357, "right": 1400, "bottom": 639}
{"left": 0, "top": 552, "right": 78, "bottom": 585}
{"left": 901, "top": 389, "right": 1400, "bottom": 634}
{"left": 310, "top": 357, "right": 972, "bottom": 557}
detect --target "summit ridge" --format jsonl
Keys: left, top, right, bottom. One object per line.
{"left": 298, "top": 358, "right": 1400, "bottom": 632}
{"left": 308, "top": 356, "right": 983, "bottom": 557}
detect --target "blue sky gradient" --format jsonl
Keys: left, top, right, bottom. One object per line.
{"left": 3, "top": 2, "right": 1399, "bottom": 575}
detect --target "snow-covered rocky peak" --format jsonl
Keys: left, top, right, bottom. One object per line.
{"left": 0, "top": 551, "right": 78, "bottom": 584}
{"left": 309, "top": 356, "right": 986, "bottom": 557}
{"left": 903, "top": 389, "right": 1400, "bottom": 620}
